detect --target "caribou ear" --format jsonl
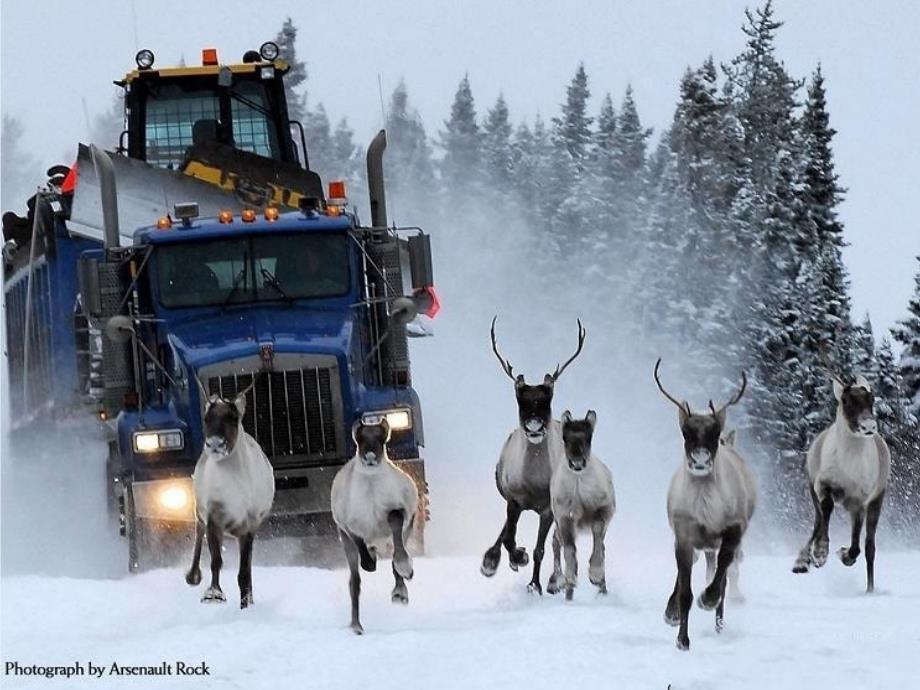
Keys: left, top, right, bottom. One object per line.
{"left": 514, "top": 374, "right": 526, "bottom": 390}
{"left": 722, "top": 429, "right": 736, "bottom": 447}
{"left": 379, "top": 417, "right": 391, "bottom": 442}
{"left": 714, "top": 406, "right": 727, "bottom": 429}
{"left": 351, "top": 418, "right": 364, "bottom": 440}
{"left": 234, "top": 393, "right": 247, "bottom": 417}
{"left": 832, "top": 378, "right": 845, "bottom": 401}
{"left": 586, "top": 410, "right": 597, "bottom": 429}
{"left": 854, "top": 374, "right": 871, "bottom": 391}
{"left": 543, "top": 373, "right": 555, "bottom": 387}
{"left": 561, "top": 410, "right": 573, "bottom": 424}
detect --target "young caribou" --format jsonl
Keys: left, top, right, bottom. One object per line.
{"left": 331, "top": 418, "right": 419, "bottom": 635}
{"left": 547, "top": 410, "right": 616, "bottom": 600}
{"left": 792, "top": 359, "right": 890, "bottom": 592}
{"left": 481, "top": 317, "right": 586, "bottom": 594}
{"left": 185, "top": 377, "right": 275, "bottom": 609}
{"left": 655, "top": 359, "right": 756, "bottom": 651}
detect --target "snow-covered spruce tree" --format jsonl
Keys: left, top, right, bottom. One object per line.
{"left": 439, "top": 75, "right": 483, "bottom": 207}
{"left": 482, "top": 94, "right": 514, "bottom": 192}
{"left": 852, "top": 314, "right": 877, "bottom": 384}
{"left": 384, "top": 81, "right": 438, "bottom": 225}
{"left": 892, "top": 256, "right": 920, "bottom": 415}
{"left": 1, "top": 115, "right": 40, "bottom": 213}
{"left": 875, "top": 336, "right": 910, "bottom": 433}
{"left": 302, "top": 104, "right": 332, "bottom": 175}
{"left": 274, "top": 17, "right": 307, "bottom": 122}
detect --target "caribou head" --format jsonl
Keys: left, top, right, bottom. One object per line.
{"left": 352, "top": 417, "right": 391, "bottom": 467}
{"left": 654, "top": 358, "right": 746, "bottom": 477}
{"left": 491, "top": 316, "right": 587, "bottom": 445}
{"left": 560, "top": 410, "right": 597, "bottom": 472}
{"left": 820, "top": 351, "right": 877, "bottom": 437}
{"left": 194, "top": 374, "right": 255, "bottom": 458}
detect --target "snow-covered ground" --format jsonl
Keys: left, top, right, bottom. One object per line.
{"left": 3, "top": 547, "right": 918, "bottom": 689}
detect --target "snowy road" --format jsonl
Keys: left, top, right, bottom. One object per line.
{"left": 2, "top": 549, "right": 918, "bottom": 689}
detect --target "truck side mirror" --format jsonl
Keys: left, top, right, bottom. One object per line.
{"left": 407, "top": 232, "right": 433, "bottom": 288}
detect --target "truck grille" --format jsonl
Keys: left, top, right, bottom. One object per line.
{"left": 207, "top": 367, "right": 343, "bottom": 464}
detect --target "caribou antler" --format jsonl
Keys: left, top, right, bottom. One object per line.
{"left": 818, "top": 345, "right": 851, "bottom": 388}
{"left": 490, "top": 316, "right": 517, "bottom": 381}
{"left": 235, "top": 375, "right": 258, "bottom": 400}
{"left": 192, "top": 369, "right": 210, "bottom": 402}
{"left": 550, "top": 319, "right": 587, "bottom": 382}
{"left": 654, "top": 358, "right": 691, "bottom": 416}
{"left": 708, "top": 370, "right": 748, "bottom": 416}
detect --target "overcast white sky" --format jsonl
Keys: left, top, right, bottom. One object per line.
{"left": 1, "top": 0, "right": 917, "bottom": 335}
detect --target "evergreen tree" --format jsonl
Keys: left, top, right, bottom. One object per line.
{"left": 275, "top": 17, "right": 307, "bottom": 122}
{"left": 852, "top": 314, "right": 877, "bottom": 384}
{"left": 1, "top": 114, "right": 40, "bottom": 213}
{"left": 89, "top": 93, "right": 125, "bottom": 150}
{"left": 875, "top": 336, "right": 910, "bottom": 433}
{"left": 303, "top": 104, "right": 332, "bottom": 175}
{"left": 385, "top": 81, "right": 437, "bottom": 224}
{"left": 892, "top": 256, "right": 920, "bottom": 414}
{"left": 553, "top": 63, "right": 593, "bottom": 170}
{"left": 482, "top": 94, "right": 513, "bottom": 191}
{"left": 439, "top": 75, "right": 482, "bottom": 202}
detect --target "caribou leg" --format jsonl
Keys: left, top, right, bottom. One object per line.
{"left": 837, "top": 503, "right": 865, "bottom": 566}
{"left": 865, "top": 491, "right": 884, "bottom": 593}
{"left": 340, "top": 529, "right": 364, "bottom": 634}
{"left": 728, "top": 547, "right": 745, "bottom": 602}
{"left": 185, "top": 519, "right": 204, "bottom": 586}
{"left": 674, "top": 538, "right": 694, "bottom": 651}
{"left": 588, "top": 512, "right": 608, "bottom": 594}
{"left": 715, "top": 572, "right": 728, "bottom": 633}
{"left": 812, "top": 487, "right": 835, "bottom": 568}
{"left": 793, "top": 484, "right": 824, "bottom": 573}
{"left": 664, "top": 571, "right": 680, "bottom": 626}
{"left": 546, "top": 529, "right": 563, "bottom": 595}
{"left": 201, "top": 517, "right": 226, "bottom": 603}
{"left": 237, "top": 532, "right": 254, "bottom": 609}
{"left": 558, "top": 517, "right": 578, "bottom": 601}
{"left": 527, "top": 511, "right": 553, "bottom": 594}
{"left": 388, "top": 509, "right": 413, "bottom": 581}
{"left": 705, "top": 551, "right": 716, "bottom": 584}
{"left": 481, "top": 500, "right": 527, "bottom": 576}
{"left": 698, "top": 524, "right": 741, "bottom": 611}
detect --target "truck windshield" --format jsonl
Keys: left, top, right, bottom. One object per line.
{"left": 144, "top": 79, "right": 282, "bottom": 169}
{"left": 156, "top": 233, "right": 349, "bottom": 308}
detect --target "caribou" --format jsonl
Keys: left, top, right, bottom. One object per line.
{"left": 655, "top": 359, "right": 756, "bottom": 651}
{"left": 331, "top": 418, "right": 419, "bottom": 635}
{"left": 480, "top": 317, "right": 586, "bottom": 594}
{"left": 185, "top": 377, "right": 275, "bottom": 609}
{"left": 792, "top": 356, "right": 890, "bottom": 593}
{"left": 547, "top": 410, "right": 616, "bottom": 600}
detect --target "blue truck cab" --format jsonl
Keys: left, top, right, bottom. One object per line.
{"left": 2, "top": 45, "right": 435, "bottom": 570}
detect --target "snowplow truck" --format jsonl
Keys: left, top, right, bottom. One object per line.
{"left": 2, "top": 44, "right": 437, "bottom": 571}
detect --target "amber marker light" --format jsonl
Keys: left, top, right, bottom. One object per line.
{"left": 156, "top": 216, "right": 172, "bottom": 230}
{"left": 264, "top": 207, "right": 280, "bottom": 221}
{"left": 241, "top": 209, "right": 257, "bottom": 223}
{"left": 218, "top": 210, "right": 233, "bottom": 224}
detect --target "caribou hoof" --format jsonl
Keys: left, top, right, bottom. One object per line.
{"left": 547, "top": 574, "right": 563, "bottom": 595}
{"left": 664, "top": 609, "right": 680, "bottom": 627}
{"left": 481, "top": 550, "right": 500, "bottom": 577}
{"left": 837, "top": 546, "right": 859, "bottom": 566}
{"left": 392, "top": 586, "right": 409, "bottom": 605}
{"left": 697, "top": 586, "right": 720, "bottom": 611}
{"left": 792, "top": 561, "right": 810, "bottom": 574}
{"left": 240, "top": 592, "right": 254, "bottom": 610}
{"left": 595, "top": 581, "right": 608, "bottom": 595}
{"left": 351, "top": 622, "right": 365, "bottom": 635}
{"left": 676, "top": 636, "right": 690, "bottom": 651}
{"left": 201, "top": 587, "right": 226, "bottom": 604}
{"left": 508, "top": 548, "right": 529, "bottom": 571}
{"left": 526, "top": 581, "right": 543, "bottom": 596}
{"left": 715, "top": 615, "right": 725, "bottom": 634}
{"left": 589, "top": 569, "right": 605, "bottom": 587}
{"left": 185, "top": 568, "right": 202, "bottom": 586}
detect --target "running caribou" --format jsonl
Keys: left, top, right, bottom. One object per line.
{"left": 481, "top": 317, "right": 586, "bottom": 594}
{"left": 792, "top": 354, "right": 890, "bottom": 593}
{"left": 185, "top": 376, "right": 275, "bottom": 609}
{"left": 655, "top": 359, "right": 756, "bottom": 651}
{"left": 331, "top": 418, "right": 419, "bottom": 634}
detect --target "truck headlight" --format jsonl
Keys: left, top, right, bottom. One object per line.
{"left": 133, "top": 429, "right": 185, "bottom": 453}
{"left": 159, "top": 485, "right": 190, "bottom": 511}
{"left": 362, "top": 409, "right": 412, "bottom": 431}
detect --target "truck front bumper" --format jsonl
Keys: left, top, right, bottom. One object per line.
{"left": 130, "top": 458, "right": 425, "bottom": 525}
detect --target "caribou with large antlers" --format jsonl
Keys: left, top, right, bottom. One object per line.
{"left": 480, "top": 317, "right": 586, "bottom": 594}
{"left": 792, "top": 352, "right": 890, "bottom": 592}
{"left": 655, "top": 359, "right": 756, "bottom": 651}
